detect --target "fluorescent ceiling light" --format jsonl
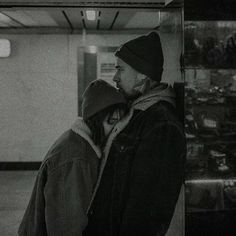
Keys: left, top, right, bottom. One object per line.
{"left": 86, "top": 10, "right": 96, "bottom": 21}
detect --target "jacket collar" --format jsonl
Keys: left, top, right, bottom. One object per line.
{"left": 132, "top": 83, "right": 176, "bottom": 111}
{"left": 71, "top": 117, "right": 102, "bottom": 158}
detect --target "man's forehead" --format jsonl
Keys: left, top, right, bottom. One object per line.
{"left": 116, "top": 58, "right": 128, "bottom": 67}
{"left": 116, "top": 58, "right": 122, "bottom": 66}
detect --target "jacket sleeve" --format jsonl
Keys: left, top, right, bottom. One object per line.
{"left": 119, "top": 122, "right": 186, "bottom": 236}
{"left": 18, "top": 163, "right": 48, "bottom": 236}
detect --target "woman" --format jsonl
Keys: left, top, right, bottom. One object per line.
{"left": 18, "top": 79, "right": 127, "bottom": 236}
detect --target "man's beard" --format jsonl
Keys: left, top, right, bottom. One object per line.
{"left": 119, "top": 88, "right": 141, "bottom": 102}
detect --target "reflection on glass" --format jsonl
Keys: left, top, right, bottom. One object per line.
{"left": 185, "top": 21, "right": 236, "bottom": 68}
{"left": 185, "top": 69, "right": 236, "bottom": 177}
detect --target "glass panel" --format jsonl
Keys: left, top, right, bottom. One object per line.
{"left": 185, "top": 69, "right": 236, "bottom": 235}
{"left": 185, "top": 21, "right": 236, "bottom": 68}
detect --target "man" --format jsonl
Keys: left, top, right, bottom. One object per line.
{"left": 83, "top": 32, "right": 186, "bottom": 236}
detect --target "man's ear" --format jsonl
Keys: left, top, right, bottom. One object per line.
{"left": 133, "top": 73, "right": 148, "bottom": 94}
{"left": 136, "top": 73, "right": 146, "bottom": 85}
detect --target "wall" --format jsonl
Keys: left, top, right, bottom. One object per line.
{"left": 1, "top": 34, "right": 76, "bottom": 162}
{"left": 0, "top": 31, "right": 181, "bottom": 162}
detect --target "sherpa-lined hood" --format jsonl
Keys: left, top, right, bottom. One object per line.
{"left": 132, "top": 83, "right": 176, "bottom": 111}
{"left": 71, "top": 117, "right": 101, "bottom": 158}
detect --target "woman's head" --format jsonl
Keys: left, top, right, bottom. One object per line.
{"left": 82, "top": 80, "right": 128, "bottom": 147}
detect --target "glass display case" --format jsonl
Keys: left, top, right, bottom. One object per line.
{"left": 184, "top": 2, "right": 236, "bottom": 234}
{"left": 185, "top": 20, "right": 236, "bottom": 236}
{"left": 185, "top": 21, "right": 236, "bottom": 68}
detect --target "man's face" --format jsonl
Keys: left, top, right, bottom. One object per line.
{"left": 113, "top": 58, "right": 139, "bottom": 99}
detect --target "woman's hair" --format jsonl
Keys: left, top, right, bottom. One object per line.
{"left": 85, "top": 103, "right": 128, "bottom": 147}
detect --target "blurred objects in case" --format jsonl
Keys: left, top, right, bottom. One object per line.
{"left": 185, "top": 21, "right": 236, "bottom": 68}
{"left": 185, "top": 2, "right": 236, "bottom": 236}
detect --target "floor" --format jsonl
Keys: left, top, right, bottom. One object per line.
{"left": 0, "top": 171, "right": 184, "bottom": 236}
{"left": 0, "top": 171, "right": 37, "bottom": 236}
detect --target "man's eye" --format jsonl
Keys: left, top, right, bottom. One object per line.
{"left": 115, "top": 66, "right": 123, "bottom": 71}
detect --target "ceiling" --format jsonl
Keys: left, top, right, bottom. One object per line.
{"left": 0, "top": 0, "right": 182, "bottom": 7}
{"left": 0, "top": 0, "right": 183, "bottom": 33}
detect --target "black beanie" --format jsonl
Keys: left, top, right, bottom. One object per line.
{"left": 82, "top": 79, "right": 126, "bottom": 120}
{"left": 115, "top": 32, "right": 164, "bottom": 82}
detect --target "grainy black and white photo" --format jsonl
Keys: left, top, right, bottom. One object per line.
{"left": 0, "top": 0, "right": 235, "bottom": 236}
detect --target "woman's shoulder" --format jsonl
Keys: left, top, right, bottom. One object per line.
{"left": 41, "top": 130, "right": 90, "bottom": 173}
{"left": 47, "top": 129, "right": 84, "bottom": 155}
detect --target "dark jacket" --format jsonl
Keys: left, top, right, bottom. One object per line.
{"left": 83, "top": 84, "right": 186, "bottom": 236}
{"left": 18, "top": 118, "right": 101, "bottom": 236}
